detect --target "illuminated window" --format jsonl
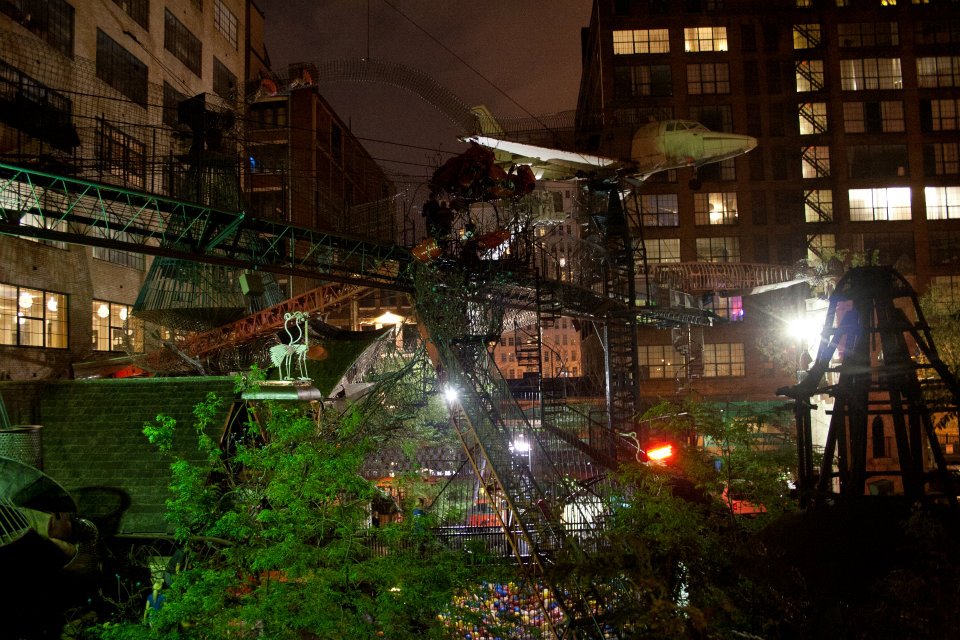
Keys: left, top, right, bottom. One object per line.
{"left": 696, "top": 237, "right": 740, "bottom": 262}
{"left": 927, "top": 99, "right": 960, "bottom": 131}
{"left": 687, "top": 62, "right": 729, "bottom": 94}
{"left": 683, "top": 26, "right": 727, "bottom": 52}
{"left": 802, "top": 146, "right": 830, "bottom": 178}
{"left": 214, "top": 0, "right": 239, "bottom": 48}
{"left": 638, "top": 194, "right": 679, "bottom": 227}
{"left": 917, "top": 56, "right": 960, "bottom": 88}
{"left": 805, "top": 189, "right": 834, "bottom": 222}
{"left": 924, "top": 143, "right": 960, "bottom": 175}
{"left": 795, "top": 60, "right": 825, "bottom": 92}
{"left": 702, "top": 343, "right": 745, "bottom": 377}
{"left": 840, "top": 58, "right": 902, "bottom": 90}
{"left": 613, "top": 29, "right": 670, "bottom": 54}
{"left": 799, "top": 102, "right": 828, "bottom": 134}
{"left": 838, "top": 22, "right": 899, "bottom": 47}
{"left": 0, "top": 284, "right": 67, "bottom": 348}
{"left": 706, "top": 296, "right": 744, "bottom": 322}
{"left": 848, "top": 187, "right": 912, "bottom": 221}
{"left": 807, "top": 233, "right": 836, "bottom": 262}
{"left": 92, "top": 300, "right": 143, "bottom": 353}
{"left": 793, "top": 24, "right": 821, "bottom": 49}
{"left": 614, "top": 64, "right": 672, "bottom": 97}
{"left": 925, "top": 186, "right": 960, "bottom": 220}
{"left": 843, "top": 100, "right": 904, "bottom": 133}
{"left": 638, "top": 344, "right": 684, "bottom": 379}
{"left": 796, "top": 0, "right": 812, "bottom": 6}
{"left": 694, "top": 192, "right": 738, "bottom": 225}
{"left": 647, "top": 239, "right": 681, "bottom": 264}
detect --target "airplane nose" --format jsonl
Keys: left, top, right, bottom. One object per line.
{"left": 702, "top": 134, "right": 758, "bottom": 159}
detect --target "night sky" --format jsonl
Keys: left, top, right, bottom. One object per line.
{"left": 256, "top": 0, "right": 593, "bottom": 185}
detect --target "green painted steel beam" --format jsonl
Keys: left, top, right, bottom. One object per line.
{"left": 0, "top": 163, "right": 414, "bottom": 292}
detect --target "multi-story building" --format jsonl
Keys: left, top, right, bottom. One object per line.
{"left": 577, "top": 0, "right": 960, "bottom": 406}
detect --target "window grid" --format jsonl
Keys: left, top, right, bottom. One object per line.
{"left": 807, "top": 233, "right": 836, "bottom": 261}
{"left": 805, "top": 189, "right": 834, "bottom": 222}
{"left": 98, "top": 119, "right": 145, "bottom": 189}
{"left": 926, "top": 143, "right": 960, "bottom": 175}
{"left": 638, "top": 194, "right": 679, "bottom": 227}
{"left": 111, "top": 0, "right": 148, "bottom": 29}
{"left": 840, "top": 58, "right": 902, "bottom": 90}
{"left": 694, "top": 192, "right": 739, "bottom": 225}
{"left": 802, "top": 146, "right": 831, "bottom": 178}
{"left": 696, "top": 237, "right": 740, "bottom": 262}
{"left": 637, "top": 344, "right": 684, "bottom": 380}
{"left": 930, "top": 275, "right": 960, "bottom": 314}
{"left": 0, "top": 284, "right": 67, "bottom": 348}
{"left": 164, "top": 10, "right": 202, "bottom": 77}
{"left": 613, "top": 28, "right": 670, "bottom": 54}
{"left": 837, "top": 22, "right": 899, "bottom": 47}
{"left": 793, "top": 24, "right": 821, "bottom": 49}
{"left": 916, "top": 19, "right": 960, "bottom": 45}
{"left": 930, "top": 231, "right": 960, "bottom": 266}
{"left": 917, "top": 56, "right": 960, "bottom": 88}
{"left": 702, "top": 343, "right": 745, "bottom": 377}
{"left": 687, "top": 63, "right": 729, "bottom": 94}
{"left": 848, "top": 187, "right": 912, "bottom": 221}
{"left": 162, "top": 81, "right": 188, "bottom": 127}
{"left": 214, "top": 0, "right": 239, "bottom": 48}
{"left": 92, "top": 300, "right": 143, "bottom": 353}
{"left": 795, "top": 60, "right": 825, "bottom": 92}
{"left": 9, "top": 0, "right": 75, "bottom": 57}
{"left": 930, "top": 99, "right": 960, "bottom": 131}
{"left": 614, "top": 64, "right": 672, "bottom": 97}
{"left": 706, "top": 296, "right": 744, "bottom": 322}
{"left": 95, "top": 29, "right": 147, "bottom": 105}
{"left": 647, "top": 238, "right": 681, "bottom": 264}
{"left": 799, "top": 102, "right": 828, "bottom": 134}
{"left": 925, "top": 186, "right": 960, "bottom": 220}
{"left": 683, "top": 26, "right": 728, "bottom": 52}
{"left": 213, "top": 57, "right": 237, "bottom": 101}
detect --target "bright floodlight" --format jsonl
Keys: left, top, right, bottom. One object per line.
{"left": 374, "top": 311, "right": 403, "bottom": 326}
{"left": 444, "top": 386, "right": 459, "bottom": 403}
{"left": 513, "top": 438, "right": 531, "bottom": 453}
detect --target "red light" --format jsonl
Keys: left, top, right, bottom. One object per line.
{"left": 646, "top": 444, "right": 673, "bottom": 461}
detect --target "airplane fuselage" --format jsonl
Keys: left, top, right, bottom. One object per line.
{"left": 630, "top": 120, "right": 758, "bottom": 178}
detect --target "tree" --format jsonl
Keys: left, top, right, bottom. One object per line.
{"left": 89, "top": 369, "right": 489, "bottom": 639}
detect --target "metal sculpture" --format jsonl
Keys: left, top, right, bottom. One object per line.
{"left": 779, "top": 266, "right": 960, "bottom": 504}
{"left": 269, "top": 312, "right": 311, "bottom": 381}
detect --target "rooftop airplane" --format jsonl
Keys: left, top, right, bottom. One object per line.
{"left": 468, "top": 118, "right": 758, "bottom": 190}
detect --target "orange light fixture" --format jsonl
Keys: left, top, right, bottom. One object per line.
{"left": 646, "top": 444, "right": 673, "bottom": 461}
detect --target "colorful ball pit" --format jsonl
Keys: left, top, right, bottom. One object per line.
{"left": 440, "top": 581, "right": 565, "bottom": 639}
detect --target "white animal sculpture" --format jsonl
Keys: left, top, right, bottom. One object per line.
{"left": 269, "top": 311, "right": 310, "bottom": 381}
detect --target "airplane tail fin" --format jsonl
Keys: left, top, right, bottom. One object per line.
{"left": 470, "top": 105, "right": 505, "bottom": 137}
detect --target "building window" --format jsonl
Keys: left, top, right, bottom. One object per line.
{"left": 638, "top": 344, "right": 684, "bottom": 379}
{"left": 925, "top": 99, "right": 960, "bottom": 131}
{"left": 840, "top": 58, "right": 902, "bottom": 90}
{"left": 848, "top": 145, "right": 908, "bottom": 179}
{"left": 95, "top": 29, "right": 147, "bottom": 105}
{"left": 98, "top": 119, "right": 145, "bottom": 189}
{"left": 92, "top": 300, "right": 142, "bottom": 352}
{"left": 0, "top": 284, "right": 67, "bottom": 348}
{"left": 690, "top": 105, "right": 733, "bottom": 134}
{"left": 931, "top": 233, "right": 960, "bottom": 267}
{"left": 164, "top": 9, "right": 202, "bottom": 77}
{"left": 111, "top": 0, "right": 148, "bottom": 29}
{"left": 843, "top": 100, "right": 904, "bottom": 133}
{"left": 930, "top": 275, "right": 960, "bottom": 313}
{"left": 613, "top": 28, "right": 670, "bottom": 54}
{"left": 849, "top": 187, "right": 912, "bottom": 221}
{"left": 647, "top": 238, "right": 681, "bottom": 264}
{"left": 917, "top": 56, "right": 960, "bottom": 89}
{"left": 695, "top": 192, "right": 738, "bottom": 225}
{"left": 872, "top": 417, "right": 888, "bottom": 459}
{"left": 925, "top": 186, "right": 960, "bottom": 220}
{"left": 924, "top": 143, "right": 960, "bottom": 175}
{"left": 687, "top": 62, "right": 729, "bottom": 94}
{"left": 639, "top": 194, "right": 679, "bottom": 227}
{"left": 702, "top": 343, "right": 745, "bottom": 377}
{"left": 698, "top": 158, "right": 736, "bottom": 182}
{"left": 807, "top": 233, "right": 836, "bottom": 262}
{"left": 214, "top": 0, "right": 239, "bottom": 48}
{"left": 799, "top": 102, "right": 828, "bottom": 134}
{"left": 706, "top": 295, "right": 744, "bottom": 321}
{"left": 916, "top": 19, "right": 960, "bottom": 46}
{"left": 802, "top": 146, "right": 831, "bottom": 178}
{"left": 683, "top": 26, "right": 727, "bottom": 52}
{"left": 858, "top": 231, "right": 914, "bottom": 268}
{"left": 795, "top": 60, "right": 825, "bottom": 92}
{"left": 837, "top": 22, "right": 899, "bottom": 47}
{"left": 696, "top": 237, "right": 740, "bottom": 262}
{"left": 213, "top": 57, "right": 237, "bottom": 101}
{"left": 3, "top": 0, "right": 75, "bottom": 57}
{"left": 162, "top": 81, "right": 188, "bottom": 127}
{"left": 793, "top": 24, "right": 821, "bottom": 49}
{"left": 805, "top": 189, "right": 834, "bottom": 222}
{"left": 614, "top": 65, "right": 672, "bottom": 97}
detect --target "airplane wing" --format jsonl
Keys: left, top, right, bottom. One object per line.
{"left": 468, "top": 135, "right": 627, "bottom": 181}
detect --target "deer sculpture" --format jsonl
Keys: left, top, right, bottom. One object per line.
{"left": 269, "top": 311, "right": 311, "bottom": 381}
